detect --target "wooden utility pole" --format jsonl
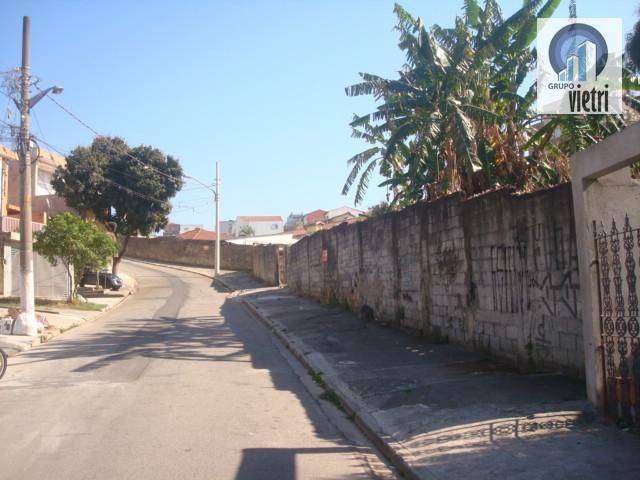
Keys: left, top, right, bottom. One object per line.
{"left": 215, "top": 162, "right": 220, "bottom": 275}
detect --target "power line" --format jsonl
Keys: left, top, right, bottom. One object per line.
{"left": 0, "top": 123, "right": 197, "bottom": 210}
{"left": 101, "top": 177, "right": 173, "bottom": 206}
{"left": 0, "top": 105, "right": 213, "bottom": 212}
{"left": 37, "top": 87, "right": 100, "bottom": 135}
{"left": 4, "top": 85, "right": 199, "bottom": 190}
{"left": 33, "top": 84, "right": 216, "bottom": 195}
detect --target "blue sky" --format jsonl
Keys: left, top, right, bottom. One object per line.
{"left": 1, "top": 0, "right": 637, "bottom": 228}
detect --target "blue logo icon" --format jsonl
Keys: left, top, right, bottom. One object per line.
{"left": 548, "top": 23, "right": 608, "bottom": 82}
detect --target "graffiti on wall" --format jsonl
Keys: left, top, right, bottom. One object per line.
{"left": 490, "top": 220, "right": 579, "bottom": 320}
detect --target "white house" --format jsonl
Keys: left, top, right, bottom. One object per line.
{"left": 228, "top": 232, "right": 298, "bottom": 246}
{"left": 233, "top": 216, "right": 284, "bottom": 237}
{"left": 325, "top": 206, "right": 364, "bottom": 222}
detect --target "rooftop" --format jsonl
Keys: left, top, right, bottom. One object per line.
{"left": 236, "top": 216, "right": 283, "bottom": 222}
{"left": 178, "top": 228, "right": 227, "bottom": 241}
{"left": 0, "top": 144, "right": 66, "bottom": 170}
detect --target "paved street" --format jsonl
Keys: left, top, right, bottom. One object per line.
{"left": 0, "top": 261, "right": 385, "bottom": 480}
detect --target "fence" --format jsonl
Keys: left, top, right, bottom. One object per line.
{"left": 5, "top": 245, "right": 71, "bottom": 300}
{"left": 0, "top": 216, "right": 44, "bottom": 233}
{"left": 595, "top": 216, "right": 640, "bottom": 424}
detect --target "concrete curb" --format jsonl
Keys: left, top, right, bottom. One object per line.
{"left": 125, "top": 258, "right": 216, "bottom": 280}
{"left": 124, "top": 260, "right": 249, "bottom": 295}
{"left": 238, "top": 298, "right": 427, "bottom": 480}
{"left": 1, "top": 277, "right": 138, "bottom": 358}
{"left": 120, "top": 259, "right": 424, "bottom": 478}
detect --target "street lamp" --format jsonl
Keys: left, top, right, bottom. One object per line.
{"left": 12, "top": 85, "right": 63, "bottom": 111}
{"left": 14, "top": 17, "right": 64, "bottom": 334}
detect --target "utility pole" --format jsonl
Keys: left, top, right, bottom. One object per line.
{"left": 18, "top": 16, "right": 36, "bottom": 334}
{"left": 215, "top": 162, "right": 221, "bottom": 275}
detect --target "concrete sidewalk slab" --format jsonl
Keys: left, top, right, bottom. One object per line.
{"left": 216, "top": 272, "right": 640, "bottom": 480}
{"left": 0, "top": 268, "right": 137, "bottom": 357}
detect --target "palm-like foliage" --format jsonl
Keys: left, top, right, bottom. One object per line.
{"left": 344, "top": 0, "right": 640, "bottom": 206}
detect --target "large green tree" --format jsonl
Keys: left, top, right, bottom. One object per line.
{"left": 34, "top": 213, "right": 118, "bottom": 300}
{"left": 52, "top": 136, "right": 184, "bottom": 274}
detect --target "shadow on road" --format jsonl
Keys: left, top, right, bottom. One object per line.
{"left": 2, "top": 261, "right": 372, "bottom": 480}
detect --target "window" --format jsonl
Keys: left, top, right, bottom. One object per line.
{"left": 271, "top": 223, "right": 278, "bottom": 230}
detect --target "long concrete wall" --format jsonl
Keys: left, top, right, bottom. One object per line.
{"left": 287, "top": 184, "right": 583, "bottom": 376}
{"left": 125, "top": 236, "right": 286, "bottom": 286}
{"left": 125, "top": 236, "right": 254, "bottom": 271}
{"left": 251, "top": 245, "right": 280, "bottom": 286}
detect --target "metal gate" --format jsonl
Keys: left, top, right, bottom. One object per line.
{"left": 594, "top": 215, "right": 640, "bottom": 425}
{"left": 9, "top": 246, "right": 71, "bottom": 300}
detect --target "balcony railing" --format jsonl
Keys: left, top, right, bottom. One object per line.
{"left": 1, "top": 216, "right": 44, "bottom": 233}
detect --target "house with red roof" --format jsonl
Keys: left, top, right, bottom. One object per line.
{"left": 178, "top": 227, "right": 228, "bottom": 241}
{"left": 302, "top": 209, "right": 327, "bottom": 227}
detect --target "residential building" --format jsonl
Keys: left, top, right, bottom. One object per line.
{"left": 233, "top": 216, "right": 284, "bottom": 237}
{"left": 300, "top": 207, "right": 364, "bottom": 234}
{"left": 163, "top": 223, "right": 204, "bottom": 236}
{"left": 325, "top": 206, "right": 364, "bottom": 223}
{"left": 303, "top": 209, "right": 327, "bottom": 227}
{"left": 284, "top": 212, "right": 304, "bottom": 231}
{"left": 219, "top": 220, "right": 234, "bottom": 236}
{"left": 0, "top": 144, "right": 73, "bottom": 299}
{"left": 0, "top": 144, "right": 70, "bottom": 229}
{"left": 228, "top": 231, "right": 298, "bottom": 246}
{"left": 178, "top": 227, "right": 227, "bottom": 241}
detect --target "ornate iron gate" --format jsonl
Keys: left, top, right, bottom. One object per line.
{"left": 594, "top": 215, "right": 640, "bottom": 425}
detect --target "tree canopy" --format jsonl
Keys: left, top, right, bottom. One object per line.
{"left": 52, "top": 136, "right": 184, "bottom": 272}
{"left": 344, "top": 0, "right": 640, "bottom": 207}
{"left": 34, "top": 213, "right": 118, "bottom": 300}
{"left": 239, "top": 225, "right": 255, "bottom": 237}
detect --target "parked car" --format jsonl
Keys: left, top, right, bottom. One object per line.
{"left": 80, "top": 270, "right": 123, "bottom": 291}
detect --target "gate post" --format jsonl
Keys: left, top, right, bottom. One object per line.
{"left": 571, "top": 177, "right": 605, "bottom": 409}
{"left": 570, "top": 123, "right": 640, "bottom": 411}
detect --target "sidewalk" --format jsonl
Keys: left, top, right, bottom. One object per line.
{"left": 0, "top": 272, "right": 136, "bottom": 356}
{"left": 212, "top": 271, "right": 640, "bottom": 480}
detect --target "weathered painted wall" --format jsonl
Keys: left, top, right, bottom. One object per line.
{"left": 251, "top": 245, "right": 280, "bottom": 286}
{"left": 1, "top": 236, "right": 72, "bottom": 300}
{"left": 126, "top": 236, "right": 288, "bottom": 287}
{"left": 125, "top": 236, "right": 253, "bottom": 271}
{"left": 287, "top": 184, "right": 583, "bottom": 376}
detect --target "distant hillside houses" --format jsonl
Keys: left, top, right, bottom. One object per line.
{"left": 232, "top": 216, "right": 284, "bottom": 237}
{"left": 167, "top": 206, "right": 366, "bottom": 247}
{"left": 163, "top": 223, "right": 204, "bottom": 236}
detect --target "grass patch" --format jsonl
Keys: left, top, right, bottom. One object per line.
{"left": 310, "top": 371, "right": 326, "bottom": 388}
{"left": 319, "top": 389, "right": 345, "bottom": 412}
{"left": 59, "top": 323, "right": 80, "bottom": 334}
{"left": 60, "top": 301, "right": 106, "bottom": 311}
{"left": 309, "top": 369, "right": 346, "bottom": 414}
{"left": 0, "top": 297, "right": 106, "bottom": 312}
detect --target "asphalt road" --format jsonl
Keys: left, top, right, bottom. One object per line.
{"left": 0, "top": 261, "right": 383, "bottom": 480}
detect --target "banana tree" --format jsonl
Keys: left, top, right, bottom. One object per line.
{"left": 343, "top": 0, "right": 565, "bottom": 204}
